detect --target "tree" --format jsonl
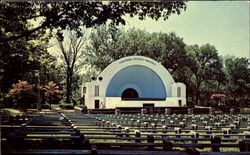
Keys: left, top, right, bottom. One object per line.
{"left": 224, "top": 57, "right": 250, "bottom": 106}
{"left": 6, "top": 81, "right": 36, "bottom": 109}
{"left": 0, "top": 2, "right": 186, "bottom": 43}
{"left": 0, "top": 31, "right": 49, "bottom": 94}
{"left": 86, "top": 27, "right": 229, "bottom": 107}
{"left": 55, "top": 31, "right": 86, "bottom": 103}
{"left": 0, "top": 2, "right": 50, "bottom": 94}
{"left": 85, "top": 26, "right": 123, "bottom": 71}
{"left": 114, "top": 29, "right": 166, "bottom": 61}
{"left": 185, "top": 44, "right": 225, "bottom": 105}
{"left": 0, "top": 2, "right": 46, "bottom": 43}
{"left": 40, "top": 54, "right": 65, "bottom": 86}
{"left": 0, "top": 1, "right": 186, "bottom": 104}
{"left": 86, "top": 26, "right": 188, "bottom": 73}
{"left": 43, "top": 81, "right": 63, "bottom": 108}
{"left": 210, "top": 94, "right": 226, "bottom": 107}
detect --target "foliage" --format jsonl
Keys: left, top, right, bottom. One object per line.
{"left": 54, "top": 31, "right": 86, "bottom": 103}
{"left": 185, "top": 44, "right": 225, "bottom": 105}
{"left": 210, "top": 94, "right": 226, "bottom": 107}
{"left": 85, "top": 26, "right": 123, "bottom": 71}
{"left": 0, "top": 2, "right": 50, "bottom": 95}
{"left": 72, "top": 89, "right": 82, "bottom": 105}
{"left": 1, "top": 108, "right": 23, "bottom": 117}
{"left": 86, "top": 26, "right": 249, "bottom": 107}
{"left": 85, "top": 26, "right": 188, "bottom": 73}
{"left": 85, "top": 27, "right": 206, "bottom": 106}
{"left": 0, "top": 1, "right": 186, "bottom": 109}
{"left": 38, "top": 53, "right": 65, "bottom": 85}
{"left": 76, "top": 104, "right": 87, "bottom": 109}
{"left": 81, "top": 69, "right": 99, "bottom": 83}
{"left": 6, "top": 81, "right": 36, "bottom": 109}
{"left": 41, "top": 103, "right": 51, "bottom": 109}
{"left": 83, "top": 26, "right": 250, "bottom": 108}
{"left": 1, "top": 1, "right": 249, "bottom": 108}
{"left": 59, "top": 103, "right": 74, "bottom": 109}
{"left": 0, "top": 34, "right": 48, "bottom": 93}
{"left": 224, "top": 57, "right": 250, "bottom": 106}
{"left": 0, "top": 1, "right": 186, "bottom": 43}
{"left": 43, "top": 81, "right": 63, "bottom": 106}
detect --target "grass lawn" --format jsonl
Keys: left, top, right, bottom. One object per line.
{"left": 240, "top": 108, "right": 250, "bottom": 114}
{"left": 0, "top": 108, "right": 23, "bottom": 117}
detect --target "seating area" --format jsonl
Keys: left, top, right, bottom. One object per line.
{"left": 76, "top": 106, "right": 211, "bottom": 115}
{"left": 1, "top": 110, "right": 250, "bottom": 154}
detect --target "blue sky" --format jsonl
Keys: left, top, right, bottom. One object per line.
{"left": 121, "top": 1, "right": 249, "bottom": 58}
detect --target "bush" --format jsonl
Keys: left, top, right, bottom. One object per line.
{"left": 43, "top": 81, "right": 63, "bottom": 107}
{"left": 6, "top": 81, "right": 36, "bottom": 110}
{"left": 76, "top": 104, "right": 87, "bottom": 109}
{"left": 41, "top": 103, "right": 51, "bottom": 109}
{"left": 59, "top": 103, "right": 74, "bottom": 109}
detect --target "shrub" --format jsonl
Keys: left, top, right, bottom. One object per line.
{"left": 43, "top": 81, "right": 63, "bottom": 108}
{"left": 6, "top": 81, "right": 36, "bottom": 109}
{"left": 76, "top": 104, "right": 87, "bottom": 109}
{"left": 210, "top": 94, "right": 226, "bottom": 107}
{"left": 59, "top": 103, "right": 74, "bottom": 109}
{"left": 41, "top": 103, "right": 51, "bottom": 109}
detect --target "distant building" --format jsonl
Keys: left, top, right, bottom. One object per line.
{"left": 82, "top": 56, "right": 186, "bottom": 109}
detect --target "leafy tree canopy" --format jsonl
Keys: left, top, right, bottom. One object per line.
{"left": 0, "top": 1, "right": 186, "bottom": 43}
{"left": 225, "top": 57, "right": 250, "bottom": 97}
{"left": 181, "top": 44, "right": 225, "bottom": 105}
{"left": 6, "top": 80, "right": 36, "bottom": 109}
{"left": 43, "top": 81, "right": 63, "bottom": 105}
{"left": 85, "top": 26, "right": 188, "bottom": 74}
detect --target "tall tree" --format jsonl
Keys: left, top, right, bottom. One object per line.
{"left": 85, "top": 26, "right": 123, "bottom": 71}
{"left": 0, "top": 2, "right": 51, "bottom": 96}
{"left": 114, "top": 29, "right": 165, "bottom": 61}
{"left": 86, "top": 27, "right": 229, "bottom": 107}
{"left": 55, "top": 31, "right": 86, "bottom": 103}
{"left": 0, "top": 9, "right": 49, "bottom": 95}
{"left": 185, "top": 44, "right": 225, "bottom": 105}
{"left": 158, "top": 32, "right": 188, "bottom": 75}
{"left": 0, "top": 1, "right": 187, "bottom": 105}
{"left": 86, "top": 27, "right": 188, "bottom": 73}
{"left": 225, "top": 57, "right": 250, "bottom": 106}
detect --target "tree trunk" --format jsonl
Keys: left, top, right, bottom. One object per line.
{"left": 66, "top": 70, "right": 73, "bottom": 103}
{"left": 195, "top": 82, "right": 200, "bottom": 106}
{"left": 195, "top": 91, "right": 199, "bottom": 106}
{"left": 194, "top": 76, "right": 200, "bottom": 106}
{"left": 66, "top": 72, "right": 71, "bottom": 103}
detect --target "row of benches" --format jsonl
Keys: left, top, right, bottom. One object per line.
{"left": 1, "top": 110, "right": 250, "bottom": 154}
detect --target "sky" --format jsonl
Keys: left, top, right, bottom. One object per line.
{"left": 119, "top": 1, "right": 250, "bottom": 58}
{"left": 49, "top": 1, "right": 250, "bottom": 59}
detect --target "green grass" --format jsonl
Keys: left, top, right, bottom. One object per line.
{"left": 240, "top": 108, "right": 250, "bottom": 114}
{"left": 1, "top": 108, "right": 23, "bottom": 116}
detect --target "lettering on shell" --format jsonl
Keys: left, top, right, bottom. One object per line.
{"left": 119, "top": 57, "right": 156, "bottom": 66}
